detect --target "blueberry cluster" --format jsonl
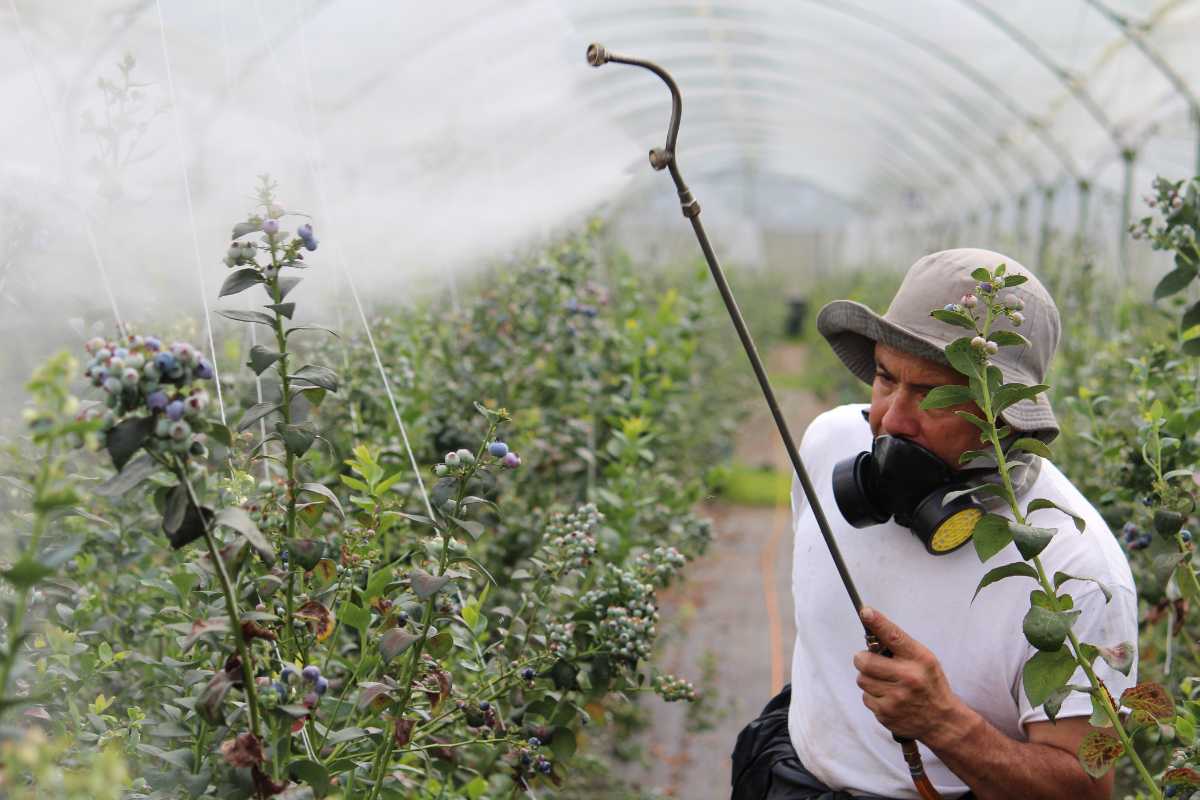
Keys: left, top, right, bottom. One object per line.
{"left": 223, "top": 204, "right": 318, "bottom": 274}
{"left": 1123, "top": 522, "right": 1153, "bottom": 551}
{"left": 79, "top": 335, "right": 214, "bottom": 455}
{"left": 563, "top": 296, "right": 598, "bottom": 317}
{"left": 580, "top": 565, "right": 661, "bottom": 662}
{"left": 516, "top": 738, "right": 553, "bottom": 776}
{"left": 544, "top": 620, "right": 575, "bottom": 655}
{"left": 653, "top": 673, "right": 698, "bottom": 702}
{"left": 544, "top": 503, "right": 602, "bottom": 571}
{"left": 270, "top": 663, "right": 328, "bottom": 708}
{"left": 635, "top": 546, "right": 687, "bottom": 587}
{"left": 432, "top": 443, "right": 521, "bottom": 477}
{"left": 296, "top": 223, "right": 319, "bottom": 252}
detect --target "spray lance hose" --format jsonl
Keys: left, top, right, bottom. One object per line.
{"left": 586, "top": 44, "right": 942, "bottom": 800}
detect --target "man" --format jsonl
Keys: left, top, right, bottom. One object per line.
{"left": 731, "top": 249, "right": 1138, "bottom": 799}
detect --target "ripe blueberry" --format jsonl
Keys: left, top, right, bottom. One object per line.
{"left": 315, "top": 676, "right": 329, "bottom": 695}
{"left": 166, "top": 400, "right": 185, "bottom": 421}
{"left": 489, "top": 441, "right": 509, "bottom": 458}
{"left": 263, "top": 218, "right": 280, "bottom": 235}
{"left": 302, "top": 665, "right": 321, "bottom": 682}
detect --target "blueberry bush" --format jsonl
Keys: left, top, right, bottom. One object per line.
{"left": 0, "top": 181, "right": 748, "bottom": 798}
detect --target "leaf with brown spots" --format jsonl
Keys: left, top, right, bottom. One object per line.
{"left": 1165, "top": 768, "right": 1200, "bottom": 790}
{"left": 220, "top": 732, "right": 265, "bottom": 768}
{"left": 394, "top": 717, "right": 415, "bottom": 747}
{"left": 294, "top": 600, "right": 336, "bottom": 642}
{"left": 1077, "top": 730, "right": 1124, "bottom": 778}
{"left": 1120, "top": 682, "right": 1175, "bottom": 725}
{"left": 241, "top": 620, "right": 277, "bottom": 642}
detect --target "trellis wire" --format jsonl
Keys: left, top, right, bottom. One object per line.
{"left": 154, "top": 0, "right": 228, "bottom": 426}
{"left": 8, "top": 0, "right": 127, "bottom": 339}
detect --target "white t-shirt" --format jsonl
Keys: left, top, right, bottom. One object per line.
{"left": 788, "top": 404, "right": 1138, "bottom": 799}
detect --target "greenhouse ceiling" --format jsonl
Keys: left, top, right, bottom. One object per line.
{"left": 4, "top": 0, "right": 1200, "bottom": 304}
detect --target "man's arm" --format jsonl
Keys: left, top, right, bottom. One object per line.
{"left": 854, "top": 607, "right": 1112, "bottom": 800}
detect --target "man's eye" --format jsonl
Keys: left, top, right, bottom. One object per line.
{"left": 875, "top": 372, "right": 893, "bottom": 384}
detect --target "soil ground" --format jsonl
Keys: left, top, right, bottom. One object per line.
{"left": 626, "top": 343, "right": 828, "bottom": 798}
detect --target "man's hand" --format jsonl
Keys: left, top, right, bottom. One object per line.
{"left": 853, "top": 606, "right": 963, "bottom": 743}
{"left": 854, "top": 606, "right": 1112, "bottom": 800}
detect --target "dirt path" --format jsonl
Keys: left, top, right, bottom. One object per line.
{"left": 627, "top": 343, "right": 828, "bottom": 799}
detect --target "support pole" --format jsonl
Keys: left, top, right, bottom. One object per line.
{"left": 1120, "top": 149, "right": 1136, "bottom": 282}
{"left": 1036, "top": 184, "right": 1056, "bottom": 276}
{"left": 1074, "top": 179, "right": 1092, "bottom": 261}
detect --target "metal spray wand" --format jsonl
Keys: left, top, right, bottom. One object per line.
{"left": 586, "top": 43, "right": 942, "bottom": 800}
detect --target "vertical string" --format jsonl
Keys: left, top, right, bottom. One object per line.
{"left": 253, "top": 0, "right": 434, "bottom": 520}
{"left": 8, "top": 0, "right": 126, "bottom": 338}
{"left": 154, "top": 0, "right": 228, "bottom": 427}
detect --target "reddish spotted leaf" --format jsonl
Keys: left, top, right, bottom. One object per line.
{"left": 1120, "top": 682, "right": 1175, "bottom": 725}
{"left": 294, "top": 600, "right": 336, "bottom": 642}
{"left": 1096, "top": 642, "right": 1134, "bottom": 676}
{"left": 1077, "top": 730, "right": 1124, "bottom": 778}
{"left": 1165, "top": 768, "right": 1200, "bottom": 790}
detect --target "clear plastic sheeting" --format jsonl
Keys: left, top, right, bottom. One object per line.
{"left": 4, "top": 1, "right": 1200, "bottom": 373}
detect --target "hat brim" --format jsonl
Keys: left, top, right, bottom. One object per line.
{"left": 816, "top": 300, "right": 1059, "bottom": 442}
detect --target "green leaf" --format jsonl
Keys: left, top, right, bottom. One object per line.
{"left": 971, "top": 267, "right": 990, "bottom": 281}
{"left": 409, "top": 569, "right": 451, "bottom": 598}
{"left": 1002, "top": 274, "right": 1027, "bottom": 287}
{"left": 954, "top": 410, "right": 991, "bottom": 433}
{"left": 105, "top": 416, "right": 154, "bottom": 471}
{"left": 236, "top": 401, "right": 281, "bottom": 432}
{"left": 288, "top": 365, "right": 339, "bottom": 393}
{"left": 339, "top": 602, "right": 370, "bottom": 635}
{"left": 276, "top": 422, "right": 316, "bottom": 457}
{"left": 216, "top": 309, "right": 275, "bottom": 327}
{"left": 246, "top": 345, "right": 282, "bottom": 376}
{"left": 929, "top": 309, "right": 976, "bottom": 330}
{"left": 215, "top": 507, "right": 274, "bottom": 563}
{"left": 1011, "top": 523, "right": 1056, "bottom": 559}
{"left": 1178, "top": 563, "right": 1200, "bottom": 606}
{"left": 1052, "top": 572, "right": 1112, "bottom": 603}
{"left": 300, "top": 483, "right": 344, "bottom": 521}
{"left": 427, "top": 631, "right": 453, "bottom": 659}
{"left": 2, "top": 557, "right": 54, "bottom": 589}
{"left": 218, "top": 268, "right": 263, "bottom": 298}
{"left": 989, "top": 330, "right": 1030, "bottom": 348}
{"left": 380, "top": 628, "right": 419, "bottom": 664}
{"left": 1023, "top": 647, "right": 1078, "bottom": 707}
{"left": 286, "top": 539, "right": 325, "bottom": 571}
{"left": 264, "top": 302, "right": 295, "bottom": 319}
{"left": 363, "top": 567, "right": 394, "bottom": 601}
{"left": 288, "top": 760, "right": 330, "bottom": 798}
{"left": 1155, "top": 263, "right": 1198, "bottom": 301}
{"left": 920, "top": 385, "right": 974, "bottom": 410}
{"left": 285, "top": 324, "right": 340, "bottom": 339}
{"left": 206, "top": 422, "right": 233, "bottom": 447}
{"left": 1022, "top": 606, "right": 1076, "bottom": 652}
{"left": 448, "top": 555, "right": 498, "bottom": 586}
{"left": 1027, "top": 499, "right": 1085, "bottom": 533}
{"left": 942, "top": 483, "right": 1007, "bottom": 506}
{"left": 1009, "top": 437, "right": 1052, "bottom": 458}
{"left": 277, "top": 276, "right": 303, "bottom": 299}
{"left": 1077, "top": 730, "right": 1124, "bottom": 778}
{"left": 94, "top": 453, "right": 160, "bottom": 497}
{"left": 973, "top": 561, "right": 1038, "bottom": 601}
{"left": 449, "top": 517, "right": 485, "bottom": 541}
{"left": 993, "top": 384, "right": 1049, "bottom": 416}
{"left": 1182, "top": 299, "right": 1200, "bottom": 332}
{"left": 972, "top": 514, "right": 1014, "bottom": 562}
{"left": 231, "top": 220, "right": 260, "bottom": 238}
{"left": 945, "top": 337, "right": 982, "bottom": 379}
{"left": 1043, "top": 685, "right": 1074, "bottom": 723}
{"left": 958, "top": 448, "right": 993, "bottom": 465}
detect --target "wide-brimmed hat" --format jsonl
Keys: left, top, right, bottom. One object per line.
{"left": 815, "top": 248, "right": 1061, "bottom": 441}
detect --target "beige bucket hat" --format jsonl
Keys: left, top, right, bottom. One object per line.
{"left": 815, "top": 248, "right": 1061, "bottom": 441}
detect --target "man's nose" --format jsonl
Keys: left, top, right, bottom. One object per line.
{"left": 879, "top": 390, "right": 922, "bottom": 439}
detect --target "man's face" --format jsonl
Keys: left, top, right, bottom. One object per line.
{"left": 866, "top": 342, "right": 983, "bottom": 469}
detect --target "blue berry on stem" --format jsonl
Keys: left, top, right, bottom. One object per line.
{"left": 302, "top": 665, "right": 321, "bottom": 682}
{"left": 262, "top": 218, "right": 280, "bottom": 235}
{"left": 315, "top": 676, "right": 329, "bottom": 695}
{"left": 521, "top": 667, "right": 535, "bottom": 681}
{"left": 488, "top": 441, "right": 509, "bottom": 458}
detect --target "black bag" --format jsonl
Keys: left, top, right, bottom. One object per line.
{"left": 731, "top": 685, "right": 975, "bottom": 800}
{"left": 731, "top": 684, "right": 864, "bottom": 800}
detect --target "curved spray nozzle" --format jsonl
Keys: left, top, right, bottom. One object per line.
{"left": 586, "top": 43, "right": 943, "bottom": 800}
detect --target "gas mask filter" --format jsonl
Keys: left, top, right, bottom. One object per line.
{"left": 832, "top": 434, "right": 985, "bottom": 555}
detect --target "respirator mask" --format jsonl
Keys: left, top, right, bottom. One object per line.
{"left": 832, "top": 433, "right": 987, "bottom": 555}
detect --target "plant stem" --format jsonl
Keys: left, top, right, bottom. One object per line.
{"left": 177, "top": 461, "right": 262, "bottom": 738}
{"left": 974, "top": 304, "right": 1160, "bottom": 798}
{"left": 363, "top": 424, "right": 497, "bottom": 799}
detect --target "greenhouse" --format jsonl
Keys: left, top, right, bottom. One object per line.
{"left": 4, "top": 1, "right": 1200, "bottom": 798}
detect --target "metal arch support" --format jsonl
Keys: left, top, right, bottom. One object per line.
{"left": 587, "top": 62, "right": 1021, "bottom": 206}
{"left": 579, "top": 21, "right": 1046, "bottom": 192}
{"left": 802, "top": 0, "right": 1082, "bottom": 182}
{"left": 959, "top": 0, "right": 1128, "bottom": 152}
{"left": 1084, "top": 0, "right": 1200, "bottom": 175}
